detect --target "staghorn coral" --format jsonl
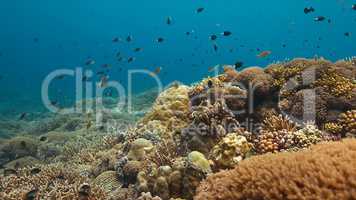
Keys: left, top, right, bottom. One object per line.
{"left": 209, "top": 133, "right": 252, "bottom": 169}
{"left": 195, "top": 139, "right": 356, "bottom": 200}
{"left": 338, "top": 110, "right": 356, "bottom": 137}
{"left": 0, "top": 163, "right": 107, "bottom": 200}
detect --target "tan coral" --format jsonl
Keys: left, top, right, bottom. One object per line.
{"left": 210, "top": 133, "right": 252, "bottom": 169}
{"left": 338, "top": 110, "right": 356, "bottom": 137}
{"left": 195, "top": 139, "right": 356, "bottom": 200}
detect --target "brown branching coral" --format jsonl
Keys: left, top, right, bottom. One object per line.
{"left": 338, "top": 110, "right": 356, "bottom": 137}
{"left": 313, "top": 68, "right": 356, "bottom": 99}
{"left": 0, "top": 163, "right": 107, "bottom": 200}
{"left": 261, "top": 114, "right": 297, "bottom": 132}
{"left": 195, "top": 139, "right": 356, "bottom": 200}
{"left": 146, "top": 139, "right": 180, "bottom": 167}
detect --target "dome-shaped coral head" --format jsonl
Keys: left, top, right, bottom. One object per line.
{"left": 223, "top": 65, "right": 239, "bottom": 82}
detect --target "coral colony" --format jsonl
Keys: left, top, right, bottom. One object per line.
{"left": 0, "top": 58, "right": 356, "bottom": 200}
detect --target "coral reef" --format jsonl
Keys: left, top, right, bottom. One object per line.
{"left": 0, "top": 58, "right": 355, "bottom": 200}
{"left": 195, "top": 139, "right": 356, "bottom": 200}
{"left": 0, "top": 163, "right": 107, "bottom": 199}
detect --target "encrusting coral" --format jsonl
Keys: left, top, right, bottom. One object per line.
{"left": 195, "top": 139, "right": 356, "bottom": 200}
{"left": 338, "top": 110, "right": 356, "bottom": 137}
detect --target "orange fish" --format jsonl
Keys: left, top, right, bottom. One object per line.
{"left": 257, "top": 50, "right": 272, "bottom": 58}
{"left": 149, "top": 67, "right": 162, "bottom": 77}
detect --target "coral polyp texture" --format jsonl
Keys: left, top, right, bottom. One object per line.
{"left": 0, "top": 58, "right": 355, "bottom": 200}
{"left": 195, "top": 139, "right": 356, "bottom": 200}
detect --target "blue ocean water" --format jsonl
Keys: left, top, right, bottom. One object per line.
{"left": 0, "top": 0, "right": 355, "bottom": 115}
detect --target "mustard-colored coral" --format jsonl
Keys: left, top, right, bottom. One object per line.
{"left": 313, "top": 68, "right": 356, "bottom": 99}
{"left": 140, "top": 85, "right": 190, "bottom": 137}
{"left": 339, "top": 110, "right": 356, "bottom": 137}
{"left": 195, "top": 139, "right": 356, "bottom": 200}
{"left": 210, "top": 133, "right": 252, "bottom": 169}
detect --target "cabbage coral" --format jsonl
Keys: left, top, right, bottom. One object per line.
{"left": 195, "top": 139, "right": 356, "bottom": 200}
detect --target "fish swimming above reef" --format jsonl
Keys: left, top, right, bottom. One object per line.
{"left": 166, "top": 16, "right": 173, "bottom": 25}
{"left": 134, "top": 47, "right": 143, "bottom": 52}
{"left": 222, "top": 31, "right": 232, "bottom": 36}
{"left": 304, "top": 7, "right": 315, "bottom": 14}
{"left": 196, "top": 7, "right": 205, "bottom": 13}
{"left": 352, "top": 4, "right": 356, "bottom": 10}
{"left": 257, "top": 50, "right": 272, "bottom": 58}
{"left": 210, "top": 34, "right": 218, "bottom": 41}
{"left": 85, "top": 59, "right": 95, "bottom": 66}
{"left": 126, "top": 35, "right": 133, "bottom": 42}
{"left": 314, "top": 16, "right": 326, "bottom": 22}
{"left": 156, "top": 37, "right": 164, "bottom": 43}
{"left": 18, "top": 112, "right": 27, "bottom": 120}
{"left": 234, "top": 61, "right": 244, "bottom": 69}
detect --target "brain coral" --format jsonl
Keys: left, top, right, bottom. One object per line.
{"left": 195, "top": 139, "right": 356, "bottom": 200}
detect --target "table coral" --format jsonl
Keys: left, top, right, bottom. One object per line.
{"left": 195, "top": 139, "right": 356, "bottom": 200}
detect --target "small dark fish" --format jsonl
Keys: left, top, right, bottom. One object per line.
{"left": 328, "top": 19, "right": 332, "bottom": 23}
{"left": 126, "top": 35, "right": 133, "bottom": 42}
{"left": 96, "top": 71, "right": 105, "bottom": 75}
{"left": 99, "top": 75, "right": 109, "bottom": 88}
{"left": 55, "top": 75, "right": 65, "bottom": 80}
{"left": 207, "top": 79, "right": 213, "bottom": 88}
{"left": 19, "top": 112, "right": 27, "bottom": 120}
{"left": 33, "top": 38, "right": 39, "bottom": 43}
{"left": 128, "top": 57, "right": 135, "bottom": 63}
{"left": 102, "top": 64, "right": 111, "bottom": 68}
{"left": 134, "top": 47, "right": 143, "bottom": 52}
{"left": 304, "top": 7, "right": 315, "bottom": 14}
{"left": 282, "top": 44, "right": 287, "bottom": 48}
{"left": 85, "top": 59, "right": 95, "bottom": 66}
{"left": 314, "top": 16, "right": 326, "bottom": 22}
{"left": 117, "top": 57, "right": 123, "bottom": 61}
{"left": 112, "top": 37, "right": 119, "bottom": 43}
{"left": 210, "top": 34, "right": 217, "bottom": 41}
{"left": 222, "top": 31, "right": 232, "bottom": 36}
{"left": 213, "top": 44, "right": 218, "bottom": 52}
{"left": 82, "top": 75, "right": 90, "bottom": 82}
{"left": 186, "top": 31, "right": 190, "bottom": 35}
{"left": 116, "top": 52, "right": 121, "bottom": 57}
{"left": 30, "top": 167, "right": 41, "bottom": 175}
{"left": 196, "top": 7, "right": 205, "bottom": 13}
{"left": 25, "top": 189, "right": 38, "bottom": 200}
{"left": 166, "top": 16, "right": 173, "bottom": 25}
{"left": 344, "top": 32, "right": 351, "bottom": 37}
{"left": 352, "top": 4, "right": 356, "bottom": 10}
{"left": 157, "top": 37, "right": 164, "bottom": 43}
{"left": 234, "top": 61, "right": 244, "bottom": 69}
{"left": 50, "top": 101, "right": 58, "bottom": 106}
